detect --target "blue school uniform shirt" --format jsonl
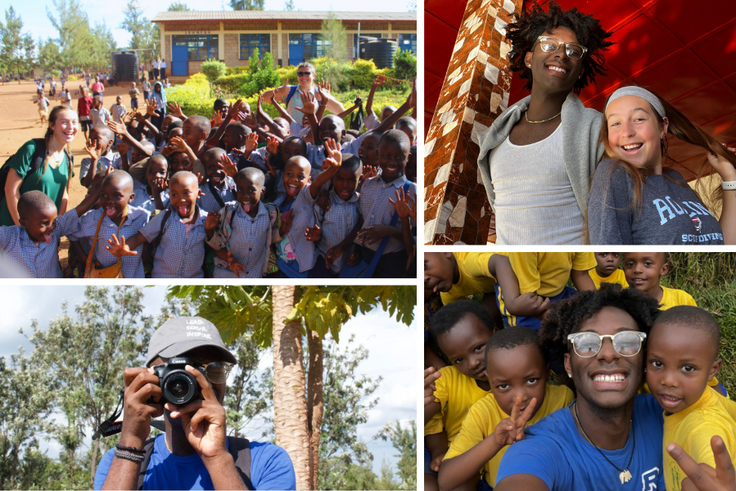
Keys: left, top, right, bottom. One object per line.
{"left": 69, "top": 206, "right": 150, "bottom": 278}
{"left": 275, "top": 185, "right": 317, "bottom": 275}
{"left": 305, "top": 133, "right": 366, "bottom": 170}
{"left": 358, "top": 175, "right": 416, "bottom": 253}
{"left": 139, "top": 205, "right": 208, "bottom": 278}
{"left": 198, "top": 177, "right": 236, "bottom": 213}
{"left": 315, "top": 189, "right": 360, "bottom": 273}
{"left": 93, "top": 434, "right": 296, "bottom": 490}
{"left": 496, "top": 395, "right": 666, "bottom": 490}
{"left": 79, "top": 150, "right": 119, "bottom": 184}
{"left": 131, "top": 180, "right": 168, "bottom": 213}
{"left": 211, "top": 201, "right": 274, "bottom": 278}
{"left": 0, "top": 209, "right": 80, "bottom": 278}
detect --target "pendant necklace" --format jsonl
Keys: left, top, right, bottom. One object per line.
{"left": 524, "top": 110, "right": 561, "bottom": 124}
{"left": 572, "top": 402, "right": 635, "bottom": 484}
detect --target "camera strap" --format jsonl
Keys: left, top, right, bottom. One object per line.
{"left": 93, "top": 389, "right": 124, "bottom": 440}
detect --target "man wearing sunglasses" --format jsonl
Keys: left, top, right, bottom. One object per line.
{"left": 476, "top": 2, "right": 613, "bottom": 245}
{"left": 94, "top": 317, "right": 296, "bottom": 490}
{"left": 494, "top": 284, "right": 666, "bottom": 490}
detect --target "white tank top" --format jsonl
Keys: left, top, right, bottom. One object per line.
{"left": 490, "top": 124, "right": 584, "bottom": 245}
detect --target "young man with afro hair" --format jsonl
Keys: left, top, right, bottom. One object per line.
{"left": 477, "top": 1, "right": 613, "bottom": 245}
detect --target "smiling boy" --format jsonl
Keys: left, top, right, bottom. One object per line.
{"left": 622, "top": 252, "right": 696, "bottom": 309}
{"left": 646, "top": 306, "right": 736, "bottom": 491}
{"left": 476, "top": 2, "right": 612, "bottom": 244}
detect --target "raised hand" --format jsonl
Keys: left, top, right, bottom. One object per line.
{"left": 244, "top": 132, "right": 259, "bottom": 153}
{"left": 388, "top": 187, "right": 415, "bottom": 221}
{"left": 706, "top": 151, "right": 736, "bottom": 181}
{"left": 362, "top": 165, "right": 378, "bottom": 181}
{"left": 212, "top": 109, "right": 224, "bottom": 127}
{"left": 305, "top": 224, "right": 321, "bottom": 242}
{"left": 372, "top": 74, "right": 386, "bottom": 90}
{"left": 167, "top": 101, "right": 185, "bottom": 119}
{"left": 324, "top": 138, "right": 342, "bottom": 163}
{"left": 106, "top": 233, "right": 137, "bottom": 257}
{"left": 667, "top": 436, "right": 736, "bottom": 491}
{"left": 146, "top": 99, "right": 157, "bottom": 117}
{"left": 266, "top": 136, "right": 280, "bottom": 156}
{"left": 293, "top": 90, "right": 317, "bottom": 115}
{"left": 217, "top": 153, "right": 238, "bottom": 177}
{"left": 107, "top": 120, "right": 126, "bottom": 136}
{"left": 85, "top": 138, "right": 101, "bottom": 161}
{"left": 169, "top": 136, "right": 190, "bottom": 153}
{"left": 493, "top": 395, "right": 537, "bottom": 447}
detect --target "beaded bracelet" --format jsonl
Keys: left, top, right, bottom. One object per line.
{"left": 114, "top": 448, "right": 145, "bottom": 463}
{"left": 722, "top": 181, "right": 736, "bottom": 191}
{"left": 115, "top": 444, "right": 145, "bottom": 454}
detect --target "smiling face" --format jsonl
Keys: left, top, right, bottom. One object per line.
{"left": 49, "top": 108, "right": 79, "bottom": 144}
{"left": 169, "top": 151, "right": 193, "bottom": 174}
{"left": 424, "top": 252, "right": 457, "bottom": 294}
{"left": 282, "top": 157, "right": 311, "bottom": 197}
{"left": 646, "top": 322, "right": 720, "bottom": 414}
{"left": 565, "top": 306, "right": 645, "bottom": 410}
{"left": 297, "top": 66, "right": 315, "bottom": 89}
{"left": 318, "top": 115, "right": 345, "bottom": 145}
{"left": 358, "top": 132, "right": 380, "bottom": 168}
{"left": 605, "top": 95, "right": 667, "bottom": 174}
{"left": 622, "top": 252, "right": 668, "bottom": 298}
{"left": 203, "top": 154, "right": 226, "bottom": 188}
{"left": 436, "top": 313, "right": 492, "bottom": 385}
{"left": 378, "top": 139, "right": 409, "bottom": 182}
{"left": 487, "top": 344, "right": 548, "bottom": 417}
{"left": 524, "top": 26, "right": 585, "bottom": 95}
{"left": 332, "top": 165, "right": 360, "bottom": 201}
{"left": 100, "top": 178, "right": 134, "bottom": 220}
{"left": 595, "top": 252, "right": 621, "bottom": 278}
{"left": 182, "top": 120, "right": 206, "bottom": 149}
{"left": 20, "top": 205, "right": 58, "bottom": 243}
{"left": 169, "top": 173, "right": 199, "bottom": 218}
{"left": 235, "top": 174, "right": 264, "bottom": 215}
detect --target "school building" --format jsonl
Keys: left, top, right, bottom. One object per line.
{"left": 151, "top": 11, "right": 417, "bottom": 77}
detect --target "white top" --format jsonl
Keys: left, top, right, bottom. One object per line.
{"left": 490, "top": 124, "right": 584, "bottom": 245}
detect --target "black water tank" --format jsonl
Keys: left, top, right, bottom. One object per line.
{"left": 360, "top": 39, "right": 397, "bottom": 69}
{"left": 112, "top": 51, "right": 139, "bottom": 82}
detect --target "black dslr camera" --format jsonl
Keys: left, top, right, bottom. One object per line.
{"left": 152, "top": 357, "right": 205, "bottom": 405}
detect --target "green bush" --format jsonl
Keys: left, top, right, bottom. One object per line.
{"left": 391, "top": 48, "right": 417, "bottom": 87}
{"left": 67, "top": 75, "right": 78, "bottom": 81}
{"left": 347, "top": 58, "right": 377, "bottom": 90}
{"left": 51, "top": 69, "right": 61, "bottom": 78}
{"left": 239, "top": 50, "right": 280, "bottom": 97}
{"left": 166, "top": 73, "right": 215, "bottom": 117}
{"left": 225, "top": 66, "right": 249, "bottom": 75}
{"left": 276, "top": 66, "right": 296, "bottom": 85}
{"left": 214, "top": 73, "right": 250, "bottom": 93}
{"left": 201, "top": 59, "right": 227, "bottom": 84}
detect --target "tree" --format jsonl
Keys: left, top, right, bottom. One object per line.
{"left": 168, "top": 285, "right": 416, "bottom": 489}
{"left": 377, "top": 420, "right": 417, "bottom": 489}
{"left": 47, "top": 0, "right": 96, "bottom": 71}
{"left": 229, "top": 0, "right": 265, "bottom": 10}
{"left": 284, "top": 0, "right": 296, "bottom": 10}
{"left": 26, "top": 287, "right": 155, "bottom": 488}
{"left": 120, "top": 0, "right": 156, "bottom": 51}
{"left": 38, "top": 38, "right": 63, "bottom": 72}
{"left": 320, "top": 12, "right": 348, "bottom": 62}
{"left": 0, "top": 7, "right": 35, "bottom": 76}
{"left": 168, "top": 1, "right": 192, "bottom": 10}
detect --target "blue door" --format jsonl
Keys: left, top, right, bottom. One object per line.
{"left": 172, "top": 45, "right": 188, "bottom": 76}
{"left": 289, "top": 43, "right": 304, "bottom": 67}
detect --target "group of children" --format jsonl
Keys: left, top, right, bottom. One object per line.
{"left": 5, "top": 73, "right": 418, "bottom": 278}
{"left": 424, "top": 252, "right": 734, "bottom": 491}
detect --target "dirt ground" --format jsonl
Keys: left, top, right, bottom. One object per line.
{"left": 0, "top": 79, "right": 134, "bottom": 264}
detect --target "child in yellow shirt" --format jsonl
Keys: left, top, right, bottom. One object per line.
{"left": 622, "top": 252, "right": 695, "bottom": 309}
{"left": 438, "top": 327, "right": 573, "bottom": 490}
{"left": 646, "top": 306, "right": 736, "bottom": 491}
{"left": 424, "top": 300, "right": 494, "bottom": 491}
{"left": 589, "top": 252, "right": 628, "bottom": 288}
{"left": 497, "top": 252, "right": 596, "bottom": 330}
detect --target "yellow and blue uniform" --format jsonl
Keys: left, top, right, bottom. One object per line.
{"left": 663, "top": 388, "right": 736, "bottom": 491}
{"left": 445, "top": 384, "right": 574, "bottom": 487}
{"left": 440, "top": 252, "right": 498, "bottom": 305}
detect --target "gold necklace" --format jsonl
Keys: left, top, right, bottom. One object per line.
{"left": 525, "top": 110, "right": 562, "bottom": 124}
{"left": 572, "top": 402, "right": 635, "bottom": 484}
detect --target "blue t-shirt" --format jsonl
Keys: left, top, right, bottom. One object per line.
{"left": 497, "top": 395, "right": 665, "bottom": 490}
{"left": 93, "top": 434, "right": 295, "bottom": 490}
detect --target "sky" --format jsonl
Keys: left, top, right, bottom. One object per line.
{"left": 8, "top": 0, "right": 416, "bottom": 50}
{"left": 0, "top": 285, "right": 417, "bottom": 477}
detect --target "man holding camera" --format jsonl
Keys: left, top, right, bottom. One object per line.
{"left": 94, "top": 317, "right": 296, "bottom": 490}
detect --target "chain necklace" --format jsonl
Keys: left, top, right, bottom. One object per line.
{"left": 572, "top": 402, "right": 635, "bottom": 484}
{"left": 524, "top": 110, "right": 562, "bottom": 124}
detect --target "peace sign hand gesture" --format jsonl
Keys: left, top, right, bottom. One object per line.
{"left": 493, "top": 395, "right": 537, "bottom": 447}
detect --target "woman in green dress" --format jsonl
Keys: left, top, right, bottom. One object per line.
{"left": 0, "top": 105, "right": 78, "bottom": 226}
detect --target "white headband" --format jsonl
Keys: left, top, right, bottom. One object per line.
{"left": 605, "top": 86, "right": 666, "bottom": 118}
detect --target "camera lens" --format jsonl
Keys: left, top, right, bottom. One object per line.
{"left": 161, "top": 370, "right": 198, "bottom": 405}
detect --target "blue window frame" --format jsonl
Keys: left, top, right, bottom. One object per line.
{"left": 240, "top": 34, "right": 271, "bottom": 59}
{"left": 288, "top": 33, "right": 328, "bottom": 59}
{"left": 172, "top": 35, "right": 218, "bottom": 61}
{"left": 398, "top": 34, "right": 416, "bottom": 55}
{"left": 354, "top": 33, "right": 381, "bottom": 58}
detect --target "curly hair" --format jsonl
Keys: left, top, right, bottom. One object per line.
{"left": 506, "top": 0, "right": 613, "bottom": 94}
{"left": 539, "top": 283, "right": 660, "bottom": 367}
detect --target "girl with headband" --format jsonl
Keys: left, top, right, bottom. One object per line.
{"left": 587, "top": 85, "right": 736, "bottom": 244}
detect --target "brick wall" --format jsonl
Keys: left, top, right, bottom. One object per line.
{"left": 165, "top": 35, "right": 172, "bottom": 64}
{"left": 224, "top": 33, "right": 239, "bottom": 66}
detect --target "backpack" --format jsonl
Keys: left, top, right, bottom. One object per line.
{"left": 136, "top": 436, "right": 253, "bottom": 490}
{"left": 0, "top": 139, "right": 74, "bottom": 202}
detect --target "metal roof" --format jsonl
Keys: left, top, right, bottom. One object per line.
{"left": 152, "top": 11, "right": 416, "bottom": 23}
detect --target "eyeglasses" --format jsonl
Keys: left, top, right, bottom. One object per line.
{"left": 297, "top": 71, "right": 312, "bottom": 77}
{"left": 198, "top": 362, "right": 234, "bottom": 384}
{"left": 567, "top": 331, "right": 646, "bottom": 358}
{"left": 535, "top": 36, "right": 588, "bottom": 60}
